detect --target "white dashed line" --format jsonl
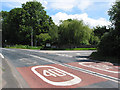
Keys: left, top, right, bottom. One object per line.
{"left": 56, "top": 54, "right": 73, "bottom": 58}
{"left": 0, "top": 53, "right": 4, "bottom": 59}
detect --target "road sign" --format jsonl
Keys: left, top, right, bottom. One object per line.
{"left": 46, "top": 43, "right": 51, "bottom": 47}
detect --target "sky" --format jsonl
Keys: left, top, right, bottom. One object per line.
{"left": 0, "top": 0, "right": 117, "bottom": 28}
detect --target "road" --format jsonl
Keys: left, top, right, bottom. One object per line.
{"left": 1, "top": 48, "right": 120, "bottom": 89}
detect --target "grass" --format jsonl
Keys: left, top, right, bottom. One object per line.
{"left": 0, "top": 67, "right": 5, "bottom": 71}
{"left": 65, "top": 48, "right": 96, "bottom": 50}
{"left": 5, "top": 45, "right": 96, "bottom": 50}
{"left": 41, "top": 48, "right": 96, "bottom": 50}
{"left": 6, "top": 45, "right": 42, "bottom": 50}
{"left": 89, "top": 52, "right": 120, "bottom": 64}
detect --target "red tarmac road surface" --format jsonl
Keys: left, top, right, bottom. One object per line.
{"left": 67, "top": 62, "right": 120, "bottom": 78}
{"left": 17, "top": 63, "right": 108, "bottom": 88}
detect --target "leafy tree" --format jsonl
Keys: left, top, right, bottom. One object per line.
{"left": 21, "top": 1, "right": 56, "bottom": 46}
{"left": 8, "top": 8, "right": 25, "bottom": 44}
{"left": 48, "top": 24, "right": 58, "bottom": 44}
{"left": 36, "top": 33, "right": 51, "bottom": 46}
{"left": 89, "top": 31, "right": 100, "bottom": 45}
{"left": 0, "top": 12, "right": 2, "bottom": 29}
{"left": 108, "top": 1, "right": 120, "bottom": 31}
{"left": 2, "top": 8, "right": 26, "bottom": 45}
{"left": 98, "top": 1, "right": 120, "bottom": 58}
{"left": 2, "top": 11, "right": 10, "bottom": 45}
{"left": 2, "top": 1, "right": 57, "bottom": 46}
{"left": 93, "top": 26, "right": 111, "bottom": 39}
{"left": 0, "top": 12, "right": 2, "bottom": 47}
{"left": 58, "top": 19, "right": 92, "bottom": 45}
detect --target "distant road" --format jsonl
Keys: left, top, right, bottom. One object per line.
{"left": 1, "top": 48, "right": 120, "bottom": 89}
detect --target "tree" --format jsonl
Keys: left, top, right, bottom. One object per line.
{"left": 2, "top": 11, "right": 10, "bottom": 45}
{"left": 98, "top": 1, "right": 120, "bottom": 58}
{"left": 58, "top": 19, "right": 92, "bottom": 46}
{"left": 36, "top": 33, "right": 51, "bottom": 46}
{"left": 108, "top": 1, "right": 120, "bottom": 31}
{"left": 0, "top": 12, "right": 2, "bottom": 47}
{"left": 2, "top": 1, "right": 57, "bottom": 46}
{"left": 2, "top": 8, "right": 26, "bottom": 45}
{"left": 0, "top": 12, "right": 2, "bottom": 29}
{"left": 22, "top": 1, "right": 56, "bottom": 46}
{"left": 89, "top": 31, "right": 100, "bottom": 45}
{"left": 93, "top": 26, "right": 111, "bottom": 39}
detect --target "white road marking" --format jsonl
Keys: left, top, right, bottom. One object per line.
{"left": 31, "top": 66, "right": 81, "bottom": 86}
{"left": 76, "top": 58, "right": 87, "bottom": 60}
{"left": 28, "top": 54, "right": 60, "bottom": 64}
{"left": 19, "top": 58, "right": 37, "bottom": 65}
{"left": 56, "top": 54, "right": 73, "bottom": 58}
{"left": 64, "top": 64, "right": 120, "bottom": 83}
{"left": 2, "top": 48, "right": 15, "bottom": 52}
{"left": 0, "top": 53, "right": 4, "bottom": 59}
{"left": 79, "top": 62, "right": 120, "bottom": 73}
{"left": 76, "top": 53, "right": 81, "bottom": 55}
{"left": 27, "top": 54, "right": 120, "bottom": 83}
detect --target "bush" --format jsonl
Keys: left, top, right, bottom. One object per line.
{"left": 98, "top": 30, "right": 120, "bottom": 58}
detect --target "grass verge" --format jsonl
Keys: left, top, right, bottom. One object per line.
{"left": 41, "top": 48, "right": 96, "bottom": 50}
{"left": 89, "top": 52, "right": 120, "bottom": 64}
{"left": 65, "top": 48, "right": 96, "bottom": 50}
{"left": 6, "top": 45, "right": 42, "bottom": 50}
{"left": 5, "top": 45, "right": 96, "bottom": 50}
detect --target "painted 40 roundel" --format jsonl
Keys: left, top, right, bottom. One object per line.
{"left": 31, "top": 66, "right": 81, "bottom": 86}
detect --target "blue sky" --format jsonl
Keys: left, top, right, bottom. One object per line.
{"left": 0, "top": 0, "right": 116, "bottom": 27}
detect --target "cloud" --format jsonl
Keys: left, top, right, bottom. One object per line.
{"left": 46, "top": 0, "right": 116, "bottom": 11}
{"left": 3, "top": 2, "right": 22, "bottom": 8}
{"left": 76, "top": 0, "right": 93, "bottom": 11}
{"left": 51, "top": 12, "right": 111, "bottom": 28}
{"left": 2, "top": 0, "right": 116, "bottom": 11}
{"left": 47, "top": 0, "right": 93, "bottom": 11}
{"left": 47, "top": 0, "right": 75, "bottom": 11}
{"left": 2, "top": 0, "right": 48, "bottom": 9}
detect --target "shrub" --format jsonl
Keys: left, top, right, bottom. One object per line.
{"left": 98, "top": 30, "right": 120, "bottom": 58}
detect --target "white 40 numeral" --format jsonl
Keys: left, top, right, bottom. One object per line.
{"left": 43, "top": 69, "right": 66, "bottom": 77}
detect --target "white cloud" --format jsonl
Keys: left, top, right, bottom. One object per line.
{"left": 46, "top": 0, "right": 75, "bottom": 11}
{"left": 51, "top": 12, "right": 111, "bottom": 28}
{"left": 76, "top": 0, "right": 93, "bottom": 11}
{"left": 2, "top": 0, "right": 48, "bottom": 9}
{"left": 47, "top": 0, "right": 93, "bottom": 11}
{"left": 46, "top": 0, "right": 116, "bottom": 11}
{"left": 2, "top": 0, "right": 116, "bottom": 11}
{"left": 48, "top": 2, "right": 74, "bottom": 11}
{"left": 4, "top": 2, "right": 22, "bottom": 8}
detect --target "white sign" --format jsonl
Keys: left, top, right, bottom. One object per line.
{"left": 79, "top": 62, "right": 120, "bottom": 73}
{"left": 46, "top": 43, "right": 51, "bottom": 47}
{"left": 31, "top": 66, "right": 81, "bottom": 86}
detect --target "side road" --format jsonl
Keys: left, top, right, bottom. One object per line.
{"left": 2, "top": 58, "right": 30, "bottom": 88}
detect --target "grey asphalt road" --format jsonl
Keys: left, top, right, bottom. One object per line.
{"left": 1, "top": 48, "right": 119, "bottom": 89}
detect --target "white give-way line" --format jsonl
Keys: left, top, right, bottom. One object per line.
{"left": 27, "top": 54, "right": 120, "bottom": 83}
{"left": 0, "top": 53, "right": 4, "bottom": 59}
